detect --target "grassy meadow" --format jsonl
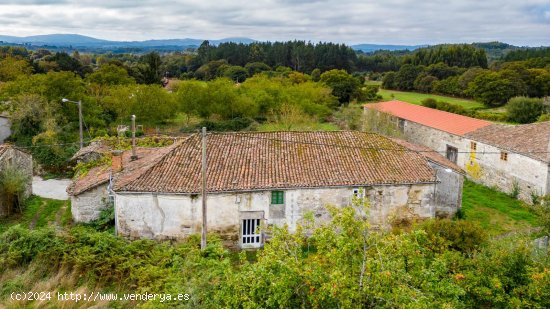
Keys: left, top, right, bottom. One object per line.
{"left": 461, "top": 180, "right": 540, "bottom": 236}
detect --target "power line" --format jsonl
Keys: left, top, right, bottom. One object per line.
{"left": 204, "top": 132, "right": 550, "bottom": 156}
{"left": 6, "top": 132, "right": 550, "bottom": 157}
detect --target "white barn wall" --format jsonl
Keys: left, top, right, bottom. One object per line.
{"left": 399, "top": 118, "right": 549, "bottom": 203}
{"left": 466, "top": 141, "right": 549, "bottom": 200}
{"left": 114, "top": 184, "right": 439, "bottom": 247}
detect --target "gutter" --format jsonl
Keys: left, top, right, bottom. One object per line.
{"left": 113, "top": 181, "right": 439, "bottom": 196}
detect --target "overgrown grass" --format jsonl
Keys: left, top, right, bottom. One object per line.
{"left": 0, "top": 196, "right": 70, "bottom": 233}
{"left": 461, "top": 180, "right": 540, "bottom": 236}
{"left": 377, "top": 88, "right": 485, "bottom": 110}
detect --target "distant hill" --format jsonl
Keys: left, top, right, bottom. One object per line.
{"left": 0, "top": 34, "right": 256, "bottom": 50}
{"left": 0, "top": 34, "right": 110, "bottom": 46}
{"left": 351, "top": 43, "right": 428, "bottom": 53}
{"left": 1, "top": 34, "right": 547, "bottom": 59}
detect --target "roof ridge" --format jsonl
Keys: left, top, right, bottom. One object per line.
{"left": 206, "top": 130, "right": 381, "bottom": 135}
{"left": 369, "top": 100, "right": 492, "bottom": 123}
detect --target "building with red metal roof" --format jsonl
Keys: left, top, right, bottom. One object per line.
{"left": 364, "top": 100, "right": 549, "bottom": 203}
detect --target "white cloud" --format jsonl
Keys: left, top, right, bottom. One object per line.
{"left": 0, "top": 0, "right": 548, "bottom": 45}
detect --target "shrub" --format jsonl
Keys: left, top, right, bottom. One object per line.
{"left": 421, "top": 98, "right": 437, "bottom": 108}
{"left": 184, "top": 117, "right": 255, "bottom": 132}
{"left": 0, "top": 164, "right": 31, "bottom": 215}
{"left": 510, "top": 180, "right": 521, "bottom": 199}
{"left": 421, "top": 219, "right": 488, "bottom": 253}
{"left": 506, "top": 96, "right": 544, "bottom": 124}
{"left": 538, "top": 113, "right": 550, "bottom": 122}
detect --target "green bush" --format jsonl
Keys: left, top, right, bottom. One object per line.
{"left": 538, "top": 113, "right": 550, "bottom": 122}
{"left": 182, "top": 117, "right": 255, "bottom": 132}
{"left": 506, "top": 96, "right": 544, "bottom": 123}
{"left": 421, "top": 219, "right": 488, "bottom": 253}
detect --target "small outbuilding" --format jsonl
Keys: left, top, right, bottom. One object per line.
{"left": 0, "top": 144, "right": 33, "bottom": 216}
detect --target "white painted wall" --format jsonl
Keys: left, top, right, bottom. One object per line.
{"left": 401, "top": 119, "right": 549, "bottom": 203}
{"left": 114, "top": 184, "right": 438, "bottom": 246}
{"left": 465, "top": 140, "right": 549, "bottom": 200}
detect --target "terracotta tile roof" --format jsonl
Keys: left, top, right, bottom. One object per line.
{"left": 114, "top": 131, "right": 437, "bottom": 194}
{"left": 70, "top": 141, "right": 109, "bottom": 161}
{"left": 466, "top": 122, "right": 550, "bottom": 163}
{"left": 67, "top": 146, "right": 176, "bottom": 196}
{"left": 365, "top": 100, "right": 492, "bottom": 136}
{"left": 389, "top": 138, "right": 464, "bottom": 174}
{"left": 0, "top": 144, "right": 9, "bottom": 157}
{"left": 0, "top": 144, "right": 31, "bottom": 157}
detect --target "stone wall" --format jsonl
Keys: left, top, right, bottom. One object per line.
{"left": 114, "top": 183, "right": 451, "bottom": 247}
{"left": 71, "top": 184, "right": 110, "bottom": 222}
{"left": 0, "top": 147, "right": 33, "bottom": 216}
{"left": 430, "top": 162, "right": 463, "bottom": 217}
{"left": 400, "top": 119, "right": 549, "bottom": 203}
{"left": 465, "top": 140, "right": 548, "bottom": 202}
{"left": 402, "top": 120, "right": 468, "bottom": 167}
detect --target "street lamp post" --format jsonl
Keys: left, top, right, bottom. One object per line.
{"left": 62, "top": 98, "right": 83, "bottom": 149}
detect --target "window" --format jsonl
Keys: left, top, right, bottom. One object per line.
{"left": 353, "top": 188, "right": 365, "bottom": 198}
{"left": 446, "top": 145, "right": 458, "bottom": 164}
{"left": 470, "top": 141, "right": 477, "bottom": 151}
{"left": 500, "top": 151, "right": 508, "bottom": 161}
{"left": 241, "top": 218, "right": 262, "bottom": 248}
{"left": 398, "top": 118, "right": 405, "bottom": 132}
{"left": 271, "top": 191, "right": 284, "bottom": 204}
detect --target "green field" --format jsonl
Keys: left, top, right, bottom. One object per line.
{"left": 461, "top": 180, "right": 540, "bottom": 236}
{"left": 377, "top": 88, "right": 485, "bottom": 110}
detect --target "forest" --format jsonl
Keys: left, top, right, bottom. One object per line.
{"left": 1, "top": 41, "right": 550, "bottom": 174}
{"left": 378, "top": 45, "right": 550, "bottom": 111}
{"left": 0, "top": 44, "right": 380, "bottom": 174}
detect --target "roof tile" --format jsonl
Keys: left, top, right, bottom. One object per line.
{"left": 115, "top": 131, "right": 437, "bottom": 193}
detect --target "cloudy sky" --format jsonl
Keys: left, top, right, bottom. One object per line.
{"left": 0, "top": 0, "right": 549, "bottom": 45}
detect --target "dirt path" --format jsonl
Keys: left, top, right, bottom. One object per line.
{"left": 53, "top": 201, "right": 68, "bottom": 227}
{"left": 28, "top": 200, "right": 46, "bottom": 229}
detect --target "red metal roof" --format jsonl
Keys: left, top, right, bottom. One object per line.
{"left": 365, "top": 100, "right": 492, "bottom": 136}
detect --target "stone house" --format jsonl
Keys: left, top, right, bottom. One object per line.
{"left": 69, "top": 131, "right": 463, "bottom": 248}
{"left": 67, "top": 146, "right": 172, "bottom": 222}
{"left": 365, "top": 100, "right": 550, "bottom": 202}
{"left": 0, "top": 144, "right": 33, "bottom": 216}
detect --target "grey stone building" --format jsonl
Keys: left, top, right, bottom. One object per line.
{"left": 68, "top": 131, "right": 463, "bottom": 248}
{"left": 0, "top": 144, "right": 33, "bottom": 216}
{"left": 365, "top": 100, "right": 550, "bottom": 202}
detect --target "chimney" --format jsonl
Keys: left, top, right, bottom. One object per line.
{"left": 111, "top": 150, "right": 124, "bottom": 173}
{"left": 131, "top": 115, "right": 138, "bottom": 161}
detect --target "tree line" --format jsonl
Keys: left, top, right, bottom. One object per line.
{"left": 0, "top": 47, "right": 379, "bottom": 173}
{"left": 382, "top": 58, "right": 550, "bottom": 107}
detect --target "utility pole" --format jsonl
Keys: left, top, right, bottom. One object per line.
{"left": 201, "top": 127, "right": 208, "bottom": 250}
{"left": 78, "top": 100, "right": 83, "bottom": 149}
{"left": 62, "top": 98, "right": 84, "bottom": 149}
{"left": 131, "top": 115, "right": 137, "bottom": 160}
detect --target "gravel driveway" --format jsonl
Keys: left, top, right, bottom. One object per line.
{"left": 32, "top": 176, "right": 71, "bottom": 200}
